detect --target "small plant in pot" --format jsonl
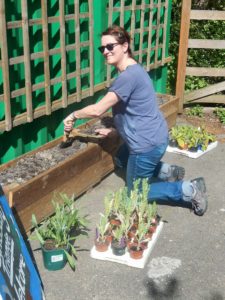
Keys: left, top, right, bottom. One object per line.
{"left": 129, "top": 222, "right": 149, "bottom": 260}
{"left": 95, "top": 213, "right": 111, "bottom": 252}
{"left": 104, "top": 190, "right": 123, "bottom": 227}
{"left": 169, "top": 125, "right": 216, "bottom": 151}
{"left": 111, "top": 225, "right": 127, "bottom": 256}
{"left": 30, "top": 192, "right": 88, "bottom": 271}
{"left": 148, "top": 201, "right": 160, "bottom": 234}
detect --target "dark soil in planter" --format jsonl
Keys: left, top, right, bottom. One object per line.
{"left": 0, "top": 140, "right": 87, "bottom": 187}
{"left": 0, "top": 117, "right": 114, "bottom": 187}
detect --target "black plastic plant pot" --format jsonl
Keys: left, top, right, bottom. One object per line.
{"left": 169, "top": 139, "right": 178, "bottom": 148}
{"left": 111, "top": 240, "right": 126, "bottom": 256}
{"left": 189, "top": 146, "right": 198, "bottom": 152}
{"left": 189, "top": 145, "right": 202, "bottom": 152}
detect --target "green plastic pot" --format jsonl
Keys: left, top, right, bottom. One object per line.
{"left": 42, "top": 246, "right": 68, "bottom": 271}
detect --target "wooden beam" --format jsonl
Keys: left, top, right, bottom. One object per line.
{"left": 75, "top": 0, "right": 81, "bottom": 102}
{"left": 88, "top": 0, "right": 94, "bottom": 96}
{"left": 187, "top": 95, "right": 225, "bottom": 104}
{"left": 186, "top": 67, "right": 225, "bottom": 77}
{"left": 185, "top": 81, "right": 225, "bottom": 102}
{"left": 41, "top": 0, "right": 51, "bottom": 115}
{"left": 190, "top": 10, "right": 225, "bottom": 21}
{"left": 21, "top": 0, "right": 33, "bottom": 122}
{"left": 0, "top": 0, "right": 12, "bottom": 131}
{"left": 188, "top": 39, "right": 225, "bottom": 49}
{"left": 146, "top": 1, "right": 153, "bottom": 71}
{"left": 175, "top": 0, "right": 192, "bottom": 113}
{"left": 59, "top": 0, "right": 68, "bottom": 108}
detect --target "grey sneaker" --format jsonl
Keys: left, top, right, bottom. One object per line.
{"left": 191, "top": 180, "right": 208, "bottom": 216}
{"left": 191, "top": 177, "right": 206, "bottom": 193}
{"left": 168, "top": 165, "right": 185, "bottom": 182}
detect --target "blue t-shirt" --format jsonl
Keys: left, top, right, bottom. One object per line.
{"left": 109, "top": 64, "right": 168, "bottom": 154}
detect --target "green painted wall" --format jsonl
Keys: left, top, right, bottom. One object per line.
{"left": 0, "top": 0, "right": 172, "bottom": 164}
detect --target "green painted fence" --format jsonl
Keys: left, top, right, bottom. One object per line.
{"left": 0, "top": 0, "right": 172, "bottom": 164}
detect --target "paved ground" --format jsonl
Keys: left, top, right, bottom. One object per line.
{"left": 30, "top": 140, "right": 225, "bottom": 300}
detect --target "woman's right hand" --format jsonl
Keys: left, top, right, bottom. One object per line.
{"left": 63, "top": 113, "right": 76, "bottom": 133}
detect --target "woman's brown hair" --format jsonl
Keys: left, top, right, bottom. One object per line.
{"left": 101, "top": 25, "right": 133, "bottom": 57}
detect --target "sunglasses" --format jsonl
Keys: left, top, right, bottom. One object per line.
{"left": 98, "top": 43, "right": 119, "bottom": 53}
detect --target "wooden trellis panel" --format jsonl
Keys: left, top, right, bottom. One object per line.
{"left": 0, "top": 0, "right": 171, "bottom": 133}
{"left": 176, "top": 0, "right": 225, "bottom": 112}
{"left": 106, "top": 0, "right": 171, "bottom": 86}
{"left": 0, "top": 0, "right": 95, "bottom": 132}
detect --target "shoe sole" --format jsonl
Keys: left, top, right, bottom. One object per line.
{"left": 194, "top": 197, "right": 208, "bottom": 216}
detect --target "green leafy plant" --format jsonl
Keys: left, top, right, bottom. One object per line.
{"left": 214, "top": 107, "right": 225, "bottom": 124}
{"left": 134, "top": 222, "right": 150, "bottom": 250}
{"left": 170, "top": 125, "right": 216, "bottom": 151}
{"left": 30, "top": 192, "right": 88, "bottom": 271}
{"left": 186, "top": 105, "right": 204, "bottom": 117}
{"left": 95, "top": 213, "right": 110, "bottom": 243}
{"left": 112, "top": 224, "right": 126, "bottom": 248}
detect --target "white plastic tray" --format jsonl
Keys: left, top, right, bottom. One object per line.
{"left": 90, "top": 221, "right": 163, "bottom": 269}
{"left": 166, "top": 141, "right": 218, "bottom": 159}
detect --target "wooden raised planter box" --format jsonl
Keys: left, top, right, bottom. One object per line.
{"left": 0, "top": 94, "right": 178, "bottom": 232}
{"left": 158, "top": 94, "right": 179, "bottom": 129}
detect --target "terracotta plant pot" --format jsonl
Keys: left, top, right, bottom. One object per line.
{"left": 127, "top": 226, "right": 137, "bottom": 239}
{"left": 105, "top": 234, "right": 113, "bottom": 244}
{"left": 179, "top": 143, "right": 188, "bottom": 150}
{"left": 149, "top": 225, "right": 157, "bottom": 234}
{"left": 129, "top": 245, "right": 144, "bottom": 260}
{"left": 126, "top": 239, "right": 138, "bottom": 251}
{"left": 109, "top": 219, "right": 121, "bottom": 227}
{"left": 94, "top": 239, "right": 109, "bottom": 252}
{"left": 140, "top": 240, "right": 148, "bottom": 250}
{"left": 145, "top": 231, "right": 153, "bottom": 240}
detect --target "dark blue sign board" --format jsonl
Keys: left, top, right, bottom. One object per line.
{"left": 0, "top": 185, "right": 44, "bottom": 300}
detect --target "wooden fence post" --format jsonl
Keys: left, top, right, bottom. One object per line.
{"left": 175, "top": 0, "right": 192, "bottom": 113}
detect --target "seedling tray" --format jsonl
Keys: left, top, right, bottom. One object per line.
{"left": 90, "top": 221, "right": 163, "bottom": 269}
{"left": 166, "top": 141, "right": 218, "bottom": 159}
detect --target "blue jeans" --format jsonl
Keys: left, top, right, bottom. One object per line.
{"left": 115, "top": 143, "right": 192, "bottom": 205}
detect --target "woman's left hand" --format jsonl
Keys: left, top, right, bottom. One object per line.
{"left": 94, "top": 127, "right": 117, "bottom": 137}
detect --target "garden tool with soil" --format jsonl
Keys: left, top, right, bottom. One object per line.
{"left": 59, "top": 116, "right": 114, "bottom": 148}
{"left": 59, "top": 128, "right": 104, "bottom": 149}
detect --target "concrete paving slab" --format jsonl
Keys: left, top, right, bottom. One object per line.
{"left": 29, "top": 141, "right": 225, "bottom": 300}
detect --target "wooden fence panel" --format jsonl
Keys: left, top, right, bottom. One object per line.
{"left": 0, "top": 0, "right": 94, "bottom": 132}
{"left": 176, "top": 1, "right": 225, "bottom": 109}
{"left": 0, "top": 0, "right": 12, "bottom": 131}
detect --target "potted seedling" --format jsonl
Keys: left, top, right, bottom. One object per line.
{"left": 111, "top": 224, "right": 127, "bottom": 256}
{"left": 129, "top": 222, "right": 150, "bottom": 260}
{"left": 95, "top": 213, "right": 111, "bottom": 252}
{"left": 169, "top": 125, "right": 216, "bottom": 151}
{"left": 105, "top": 189, "right": 123, "bottom": 227}
{"left": 30, "top": 192, "right": 88, "bottom": 271}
